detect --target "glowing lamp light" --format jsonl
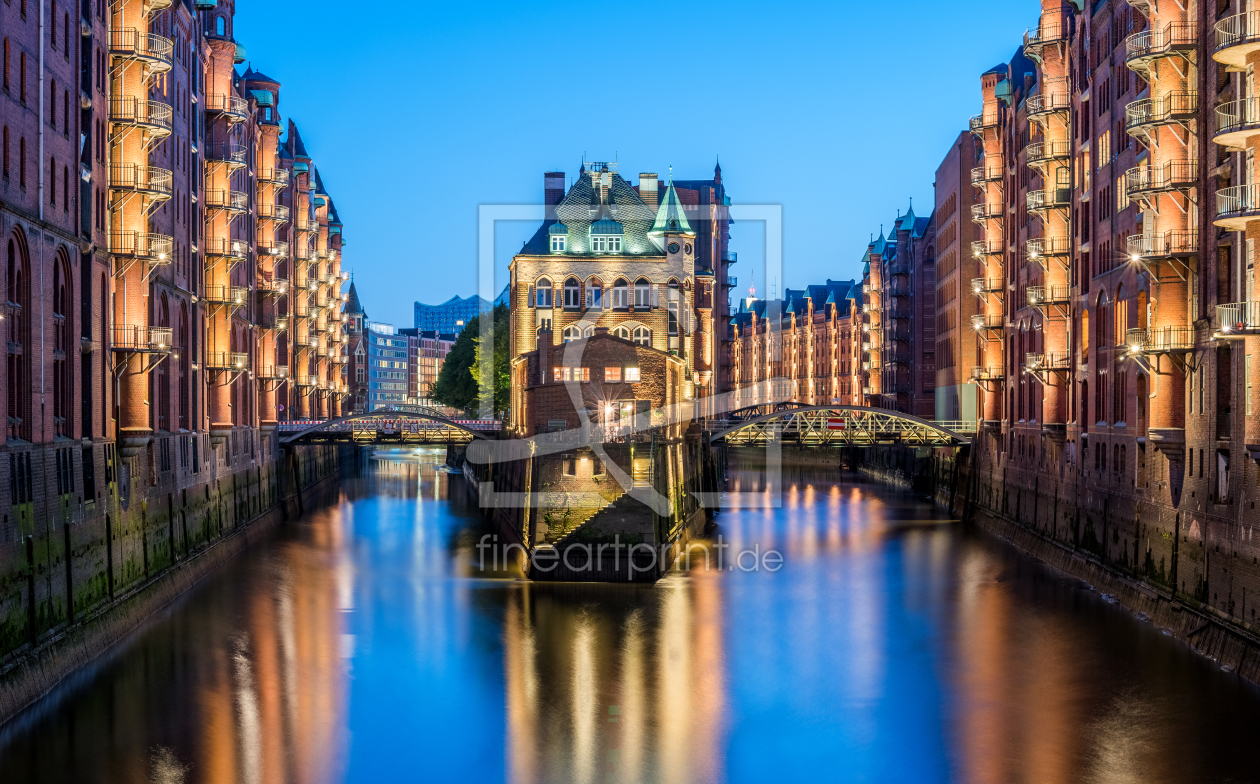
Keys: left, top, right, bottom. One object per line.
{"left": 1129, "top": 343, "right": 1142, "bottom": 354}
{"left": 157, "top": 252, "right": 168, "bottom": 261}
{"left": 1131, "top": 254, "right": 1141, "bottom": 263}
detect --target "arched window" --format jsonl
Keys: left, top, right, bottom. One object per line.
{"left": 613, "top": 325, "right": 631, "bottom": 340}
{"left": 583, "top": 326, "right": 595, "bottom": 338}
{"left": 179, "top": 303, "right": 190, "bottom": 429}
{"left": 633, "top": 278, "right": 651, "bottom": 309}
{"left": 7, "top": 234, "right": 31, "bottom": 440}
{"left": 216, "top": 16, "right": 226, "bottom": 36}
{"left": 586, "top": 277, "right": 603, "bottom": 309}
{"left": 562, "top": 325, "right": 582, "bottom": 343}
{"left": 667, "top": 280, "right": 680, "bottom": 336}
{"left": 632, "top": 326, "right": 650, "bottom": 346}
{"left": 535, "top": 277, "right": 553, "bottom": 308}
{"left": 52, "top": 254, "right": 70, "bottom": 437}
{"left": 612, "top": 279, "right": 629, "bottom": 309}
{"left": 563, "top": 277, "right": 581, "bottom": 309}
{"left": 156, "top": 294, "right": 170, "bottom": 432}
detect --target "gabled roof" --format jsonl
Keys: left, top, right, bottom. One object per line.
{"left": 242, "top": 65, "right": 280, "bottom": 86}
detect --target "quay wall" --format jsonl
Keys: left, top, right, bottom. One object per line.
{"left": 960, "top": 431, "right": 1260, "bottom": 685}
{"left": 0, "top": 432, "right": 341, "bottom": 725}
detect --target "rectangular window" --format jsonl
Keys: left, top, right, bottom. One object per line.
{"left": 608, "top": 235, "right": 621, "bottom": 252}
{"left": 535, "top": 285, "right": 552, "bottom": 308}
{"left": 668, "top": 302, "right": 679, "bottom": 335}
{"left": 1248, "top": 355, "right": 1254, "bottom": 416}
{"left": 1097, "top": 131, "right": 1110, "bottom": 168}
{"left": 624, "top": 367, "right": 640, "bottom": 382}
{"left": 605, "top": 367, "right": 622, "bottom": 383}
{"left": 591, "top": 236, "right": 606, "bottom": 252}
{"left": 553, "top": 367, "right": 589, "bottom": 382}
{"left": 550, "top": 235, "right": 565, "bottom": 252}
{"left": 612, "top": 286, "right": 628, "bottom": 309}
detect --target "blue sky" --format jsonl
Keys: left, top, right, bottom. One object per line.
{"left": 235, "top": 0, "right": 1036, "bottom": 327}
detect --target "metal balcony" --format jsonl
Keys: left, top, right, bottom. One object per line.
{"left": 970, "top": 165, "right": 1004, "bottom": 186}
{"left": 257, "top": 241, "right": 288, "bottom": 258}
{"left": 1126, "top": 230, "right": 1197, "bottom": 261}
{"left": 972, "top": 277, "right": 1004, "bottom": 295}
{"left": 971, "top": 239, "right": 1003, "bottom": 260}
{"left": 972, "top": 314, "right": 1004, "bottom": 333}
{"left": 1024, "top": 21, "right": 1068, "bottom": 61}
{"left": 206, "top": 352, "right": 250, "bottom": 371}
{"left": 1026, "top": 236, "right": 1070, "bottom": 265}
{"left": 1215, "top": 184, "right": 1260, "bottom": 230}
{"left": 203, "top": 238, "right": 247, "bottom": 260}
{"left": 1025, "top": 139, "right": 1071, "bottom": 167}
{"left": 1214, "top": 12, "right": 1260, "bottom": 71}
{"left": 257, "top": 365, "right": 289, "bottom": 381}
{"left": 1026, "top": 92, "right": 1071, "bottom": 122}
{"left": 971, "top": 202, "right": 1003, "bottom": 223}
{"left": 1125, "top": 22, "right": 1197, "bottom": 76}
{"left": 109, "top": 231, "right": 172, "bottom": 263}
{"left": 294, "top": 332, "right": 315, "bottom": 349}
{"left": 205, "top": 189, "right": 248, "bottom": 213}
{"left": 1027, "top": 284, "right": 1070, "bottom": 309}
{"left": 257, "top": 203, "right": 290, "bottom": 223}
{"left": 1025, "top": 352, "right": 1071, "bottom": 371}
{"left": 257, "top": 168, "right": 291, "bottom": 187}
{"left": 1125, "top": 159, "right": 1197, "bottom": 203}
{"left": 1214, "top": 98, "right": 1260, "bottom": 150}
{"left": 971, "top": 366, "right": 1004, "bottom": 382}
{"left": 1027, "top": 187, "right": 1071, "bottom": 213}
{"left": 1125, "top": 326, "right": 1194, "bottom": 354}
{"left": 205, "top": 142, "right": 248, "bottom": 169}
{"left": 108, "top": 29, "right": 173, "bottom": 73}
{"left": 112, "top": 325, "right": 174, "bottom": 353}
{"left": 108, "top": 97, "right": 172, "bottom": 138}
{"left": 294, "top": 244, "right": 314, "bottom": 261}
{"left": 204, "top": 285, "right": 249, "bottom": 307}
{"left": 109, "top": 164, "right": 172, "bottom": 200}
{"left": 1126, "top": 91, "right": 1198, "bottom": 139}
{"left": 205, "top": 94, "right": 249, "bottom": 123}
{"left": 969, "top": 111, "right": 1000, "bottom": 135}
{"left": 1217, "top": 302, "right": 1260, "bottom": 336}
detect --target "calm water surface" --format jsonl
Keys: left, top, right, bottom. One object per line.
{"left": 2, "top": 448, "right": 1259, "bottom": 783}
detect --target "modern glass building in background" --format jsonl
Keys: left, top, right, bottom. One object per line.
{"left": 413, "top": 286, "right": 509, "bottom": 333}
{"left": 367, "top": 324, "right": 410, "bottom": 410}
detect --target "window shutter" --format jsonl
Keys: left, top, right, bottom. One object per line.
{"left": 652, "top": 288, "right": 659, "bottom": 307}
{"left": 528, "top": 285, "right": 534, "bottom": 306}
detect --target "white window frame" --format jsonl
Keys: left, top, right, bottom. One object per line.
{"left": 550, "top": 234, "right": 565, "bottom": 253}
{"left": 563, "top": 279, "right": 581, "bottom": 309}
{"left": 612, "top": 282, "right": 629, "bottom": 309}
{"left": 633, "top": 280, "right": 651, "bottom": 308}
{"left": 632, "top": 326, "right": 651, "bottom": 346}
{"left": 536, "top": 280, "right": 553, "bottom": 309}
{"left": 587, "top": 284, "right": 603, "bottom": 310}
{"left": 563, "top": 325, "right": 582, "bottom": 343}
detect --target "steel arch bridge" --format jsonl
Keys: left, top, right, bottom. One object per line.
{"left": 278, "top": 410, "right": 498, "bottom": 446}
{"left": 710, "top": 405, "right": 976, "bottom": 447}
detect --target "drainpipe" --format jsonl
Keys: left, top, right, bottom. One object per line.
{"left": 39, "top": 0, "right": 45, "bottom": 222}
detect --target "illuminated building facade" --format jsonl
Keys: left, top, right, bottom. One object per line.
{"left": 0, "top": 0, "right": 344, "bottom": 654}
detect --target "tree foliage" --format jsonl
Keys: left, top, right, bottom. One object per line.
{"left": 432, "top": 303, "right": 509, "bottom": 415}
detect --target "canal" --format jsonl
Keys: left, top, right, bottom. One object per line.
{"left": 2, "top": 448, "right": 1259, "bottom": 783}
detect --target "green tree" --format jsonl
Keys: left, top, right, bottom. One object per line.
{"left": 432, "top": 303, "right": 509, "bottom": 415}
{"left": 472, "top": 303, "right": 510, "bottom": 414}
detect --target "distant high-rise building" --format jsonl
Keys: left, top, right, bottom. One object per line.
{"left": 366, "top": 323, "right": 409, "bottom": 410}
{"left": 414, "top": 287, "right": 508, "bottom": 333}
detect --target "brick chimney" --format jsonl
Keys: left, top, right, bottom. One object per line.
{"left": 544, "top": 172, "right": 565, "bottom": 217}
{"left": 640, "top": 173, "right": 658, "bottom": 209}
{"left": 537, "top": 327, "right": 552, "bottom": 385}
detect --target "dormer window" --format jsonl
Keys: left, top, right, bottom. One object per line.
{"left": 590, "top": 218, "right": 624, "bottom": 253}
{"left": 548, "top": 222, "right": 568, "bottom": 253}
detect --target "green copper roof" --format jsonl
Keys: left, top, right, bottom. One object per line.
{"left": 250, "top": 89, "right": 273, "bottom": 107}
{"left": 548, "top": 222, "right": 568, "bottom": 235}
{"left": 649, "top": 182, "right": 694, "bottom": 236}
{"left": 590, "top": 218, "right": 623, "bottom": 235}
{"left": 233, "top": 43, "right": 247, "bottom": 65}
{"left": 293, "top": 162, "right": 309, "bottom": 173}
{"left": 313, "top": 196, "right": 326, "bottom": 207}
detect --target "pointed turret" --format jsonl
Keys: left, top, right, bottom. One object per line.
{"left": 288, "top": 120, "right": 310, "bottom": 159}
{"left": 346, "top": 279, "right": 365, "bottom": 316}
{"left": 649, "top": 180, "right": 695, "bottom": 236}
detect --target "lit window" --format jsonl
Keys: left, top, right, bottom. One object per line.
{"left": 605, "top": 367, "right": 622, "bottom": 383}
{"left": 563, "top": 278, "right": 581, "bottom": 308}
{"left": 553, "top": 367, "right": 590, "bottom": 382}
{"left": 612, "top": 280, "right": 629, "bottom": 309}
{"left": 632, "top": 327, "right": 650, "bottom": 346}
{"left": 624, "top": 367, "right": 641, "bottom": 382}
{"left": 634, "top": 279, "right": 651, "bottom": 308}
{"left": 535, "top": 278, "right": 553, "bottom": 308}
{"left": 551, "top": 234, "right": 566, "bottom": 252}
{"left": 613, "top": 326, "right": 632, "bottom": 340}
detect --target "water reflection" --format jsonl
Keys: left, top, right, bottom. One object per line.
{"left": 1, "top": 449, "right": 1260, "bottom": 783}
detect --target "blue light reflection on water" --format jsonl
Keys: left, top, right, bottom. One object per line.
{"left": 2, "top": 449, "right": 1260, "bottom": 783}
